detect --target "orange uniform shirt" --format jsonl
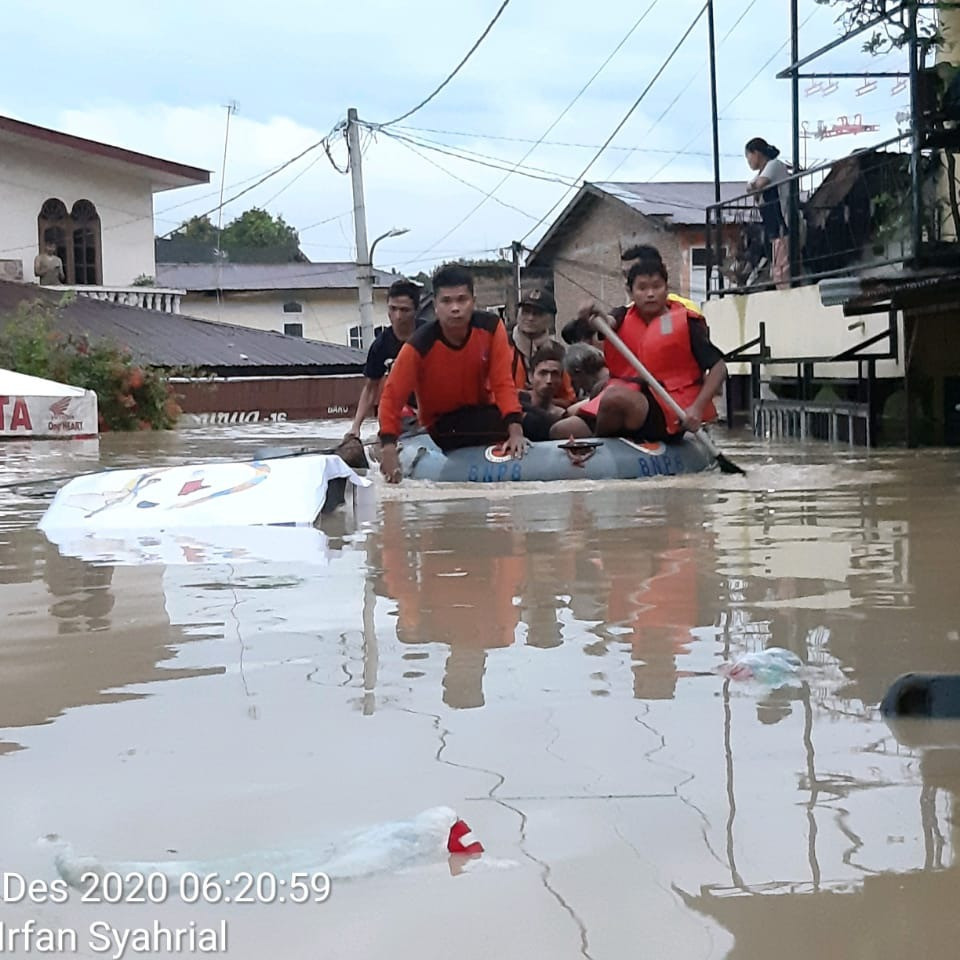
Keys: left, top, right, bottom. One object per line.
{"left": 378, "top": 311, "right": 522, "bottom": 443}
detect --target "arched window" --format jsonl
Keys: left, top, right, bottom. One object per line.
{"left": 38, "top": 198, "right": 69, "bottom": 270}
{"left": 70, "top": 200, "right": 101, "bottom": 285}
{"left": 36, "top": 198, "right": 102, "bottom": 285}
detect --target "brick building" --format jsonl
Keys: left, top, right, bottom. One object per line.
{"left": 523, "top": 181, "right": 744, "bottom": 325}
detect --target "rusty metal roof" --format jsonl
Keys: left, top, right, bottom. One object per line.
{"left": 156, "top": 262, "right": 396, "bottom": 291}
{"left": 527, "top": 181, "right": 747, "bottom": 264}
{"left": 594, "top": 181, "right": 748, "bottom": 221}
{"left": 0, "top": 281, "right": 365, "bottom": 373}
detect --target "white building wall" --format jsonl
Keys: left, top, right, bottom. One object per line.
{"left": 0, "top": 139, "right": 157, "bottom": 286}
{"left": 703, "top": 285, "right": 904, "bottom": 380}
{"left": 179, "top": 288, "right": 390, "bottom": 346}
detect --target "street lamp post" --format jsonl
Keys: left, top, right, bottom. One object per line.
{"left": 357, "top": 227, "right": 409, "bottom": 350}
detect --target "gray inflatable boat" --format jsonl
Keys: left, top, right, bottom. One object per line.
{"left": 396, "top": 435, "right": 714, "bottom": 483}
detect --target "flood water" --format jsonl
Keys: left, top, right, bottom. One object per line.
{"left": 2, "top": 424, "right": 960, "bottom": 959}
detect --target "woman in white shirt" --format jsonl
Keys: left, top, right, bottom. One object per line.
{"left": 745, "top": 137, "right": 791, "bottom": 287}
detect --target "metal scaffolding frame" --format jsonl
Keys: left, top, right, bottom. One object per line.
{"left": 774, "top": 0, "right": 960, "bottom": 269}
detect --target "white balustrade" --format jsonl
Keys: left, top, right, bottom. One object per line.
{"left": 49, "top": 285, "right": 184, "bottom": 314}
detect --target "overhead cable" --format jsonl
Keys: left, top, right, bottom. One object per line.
{"left": 372, "top": 0, "right": 512, "bottom": 128}
{"left": 404, "top": 0, "right": 664, "bottom": 260}
{"left": 643, "top": 7, "right": 819, "bottom": 183}
{"left": 603, "top": 0, "right": 759, "bottom": 180}
{"left": 520, "top": 3, "right": 709, "bottom": 245}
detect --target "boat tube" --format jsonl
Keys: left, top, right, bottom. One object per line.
{"left": 396, "top": 435, "right": 714, "bottom": 483}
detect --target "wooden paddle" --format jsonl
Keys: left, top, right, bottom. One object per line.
{"left": 591, "top": 313, "right": 745, "bottom": 476}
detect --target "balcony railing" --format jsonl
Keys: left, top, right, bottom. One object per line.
{"left": 705, "top": 132, "right": 958, "bottom": 299}
{"left": 48, "top": 285, "right": 184, "bottom": 314}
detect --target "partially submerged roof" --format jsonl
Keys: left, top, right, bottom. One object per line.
{"left": 0, "top": 115, "right": 210, "bottom": 193}
{"left": 0, "top": 281, "right": 364, "bottom": 375}
{"left": 527, "top": 180, "right": 746, "bottom": 264}
{"left": 156, "top": 262, "right": 396, "bottom": 292}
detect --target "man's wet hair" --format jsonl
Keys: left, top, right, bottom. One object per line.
{"left": 626, "top": 256, "right": 669, "bottom": 288}
{"left": 621, "top": 243, "right": 662, "bottom": 263}
{"left": 531, "top": 342, "right": 565, "bottom": 370}
{"left": 387, "top": 278, "right": 421, "bottom": 308}
{"left": 564, "top": 343, "right": 606, "bottom": 375}
{"left": 432, "top": 263, "right": 474, "bottom": 296}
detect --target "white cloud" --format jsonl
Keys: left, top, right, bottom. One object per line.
{"left": 1, "top": 0, "right": 914, "bottom": 274}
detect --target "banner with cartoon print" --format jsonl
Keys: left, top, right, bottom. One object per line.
{"left": 38, "top": 454, "right": 369, "bottom": 532}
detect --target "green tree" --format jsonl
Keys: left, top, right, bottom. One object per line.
{"left": 0, "top": 298, "right": 184, "bottom": 431}
{"left": 162, "top": 209, "right": 306, "bottom": 263}
{"left": 220, "top": 208, "right": 306, "bottom": 263}
{"left": 814, "top": 0, "right": 942, "bottom": 54}
{"left": 170, "top": 214, "right": 219, "bottom": 245}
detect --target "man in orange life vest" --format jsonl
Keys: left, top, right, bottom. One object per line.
{"left": 550, "top": 246, "right": 727, "bottom": 442}
{"left": 378, "top": 263, "right": 525, "bottom": 483}
{"left": 510, "top": 288, "right": 576, "bottom": 409}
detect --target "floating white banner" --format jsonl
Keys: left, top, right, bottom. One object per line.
{"left": 38, "top": 454, "right": 369, "bottom": 533}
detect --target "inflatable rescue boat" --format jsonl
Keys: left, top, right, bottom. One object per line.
{"left": 396, "top": 434, "right": 714, "bottom": 483}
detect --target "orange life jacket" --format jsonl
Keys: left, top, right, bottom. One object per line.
{"left": 606, "top": 301, "right": 717, "bottom": 434}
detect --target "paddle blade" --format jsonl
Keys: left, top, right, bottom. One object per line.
{"left": 715, "top": 452, "right": 746, "bottom": 475}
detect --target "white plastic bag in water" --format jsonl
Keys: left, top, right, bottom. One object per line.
{"left": 722, "top": 647, "right": 803, "bottom": 685}
{"left": 46, "top": 807, "right": 484, "bottom": 888}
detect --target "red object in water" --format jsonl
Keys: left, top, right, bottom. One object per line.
{"left": 447, "top": 818, "right": 484, "bottom": 855}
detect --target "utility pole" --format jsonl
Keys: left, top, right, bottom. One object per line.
{"left": 510, "top": 240, "right": 522, "bottom": 324}
{"left": 789, "top": 0, "right": 801, "bottom": 280}
{"left": 346, "top": 108, "right": 376, "bottom": 350}
{"left": 706, "top": 0, "right": 723, "bottom": 293}
{"left": 215, "top": 100, "right": 238, "bottom": 324}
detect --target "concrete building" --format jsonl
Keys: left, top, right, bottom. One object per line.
{"left": 523, "top": 181, "right": 745, "bottom": 324}
{"left": 155, "top": 262, "right": 396, "bottom": 348}
{"left": 0, "top": 114, "right": 208, "bottom": 308}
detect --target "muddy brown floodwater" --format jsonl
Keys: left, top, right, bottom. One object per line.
{"left": 1, "top": 424, "right": 960, "bottom": 959}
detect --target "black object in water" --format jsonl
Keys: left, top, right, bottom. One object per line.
{"left": 880, "top": 673, "right": 960, "bottom": 718}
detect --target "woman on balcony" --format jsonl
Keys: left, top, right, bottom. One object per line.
{"left": 745, "top": 137, "right": 790, "bottom": 288}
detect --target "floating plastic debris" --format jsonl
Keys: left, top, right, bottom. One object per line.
{"left": 721, "top": 647, "right": 803, "bottom": 686}
{"left": 46, "top": 807, "right": 483, "bottom": 887}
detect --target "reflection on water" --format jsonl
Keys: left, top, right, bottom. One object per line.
{"left": 0, "top": 426, "right": 959, "bottom": 958}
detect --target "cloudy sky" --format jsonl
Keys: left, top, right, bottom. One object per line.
{"left": 1, "top": 0, "right": 912, "bottom": 273}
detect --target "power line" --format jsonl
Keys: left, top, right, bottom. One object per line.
{"left": 259, "top": 153, "right": 325, "bottom": 209}
{"left": 373, "top": 0, "right": 512, "bottom": 128}
{"left": 603, "top": 0, "right": 758, "bottom": 181}
{"left": 405, "top": 0, "right": 663, "bottom": 261}
{"left": 520, "top": 2, "right": 709, "bottom": 246}
{"left": 298, "top": 210, "right": 353, "bottom": 233}
{"left": 387, "top": 134, "right": 539, "bottom": 220}
{"left": 394, "top": 125, "right": 745, "bottom": 157}
{"left": 155, "top": 160, "right": 299, "bottom": 218}
{"left": 381, "top": 129, "right": 578, "bottom": 186}
{"left": 394, "top": 129, "right": 592, "bottom": 180}
{"left": 156, "top": 131, "right": 336, "bottom": 240}
{"left": 643, "top": 7, "right": 819, "bottom": 183}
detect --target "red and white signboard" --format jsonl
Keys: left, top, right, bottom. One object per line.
{"left": 0, "top": 369, "right": 98, "bottom": 439}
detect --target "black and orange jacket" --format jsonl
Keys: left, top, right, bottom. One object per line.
{"left": 509, "top": 341, "right": 578, "bottom": 408}
{"left": 378, "top": 312, "right": 522, "bottom": 444}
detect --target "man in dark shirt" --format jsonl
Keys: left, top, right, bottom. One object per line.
{"left": 344, "top": 278, "right": 423, "bottom": 440}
